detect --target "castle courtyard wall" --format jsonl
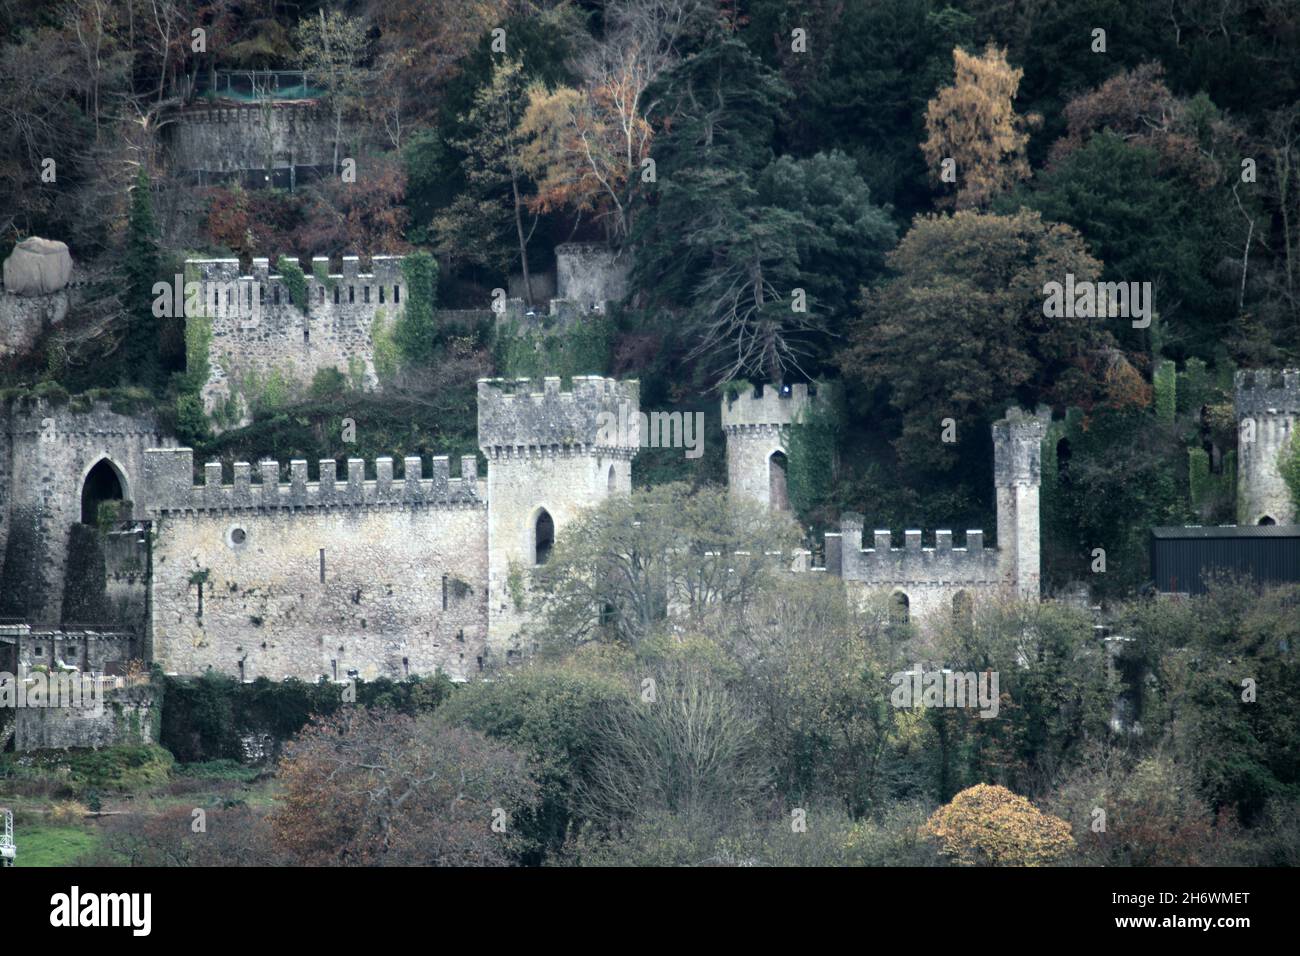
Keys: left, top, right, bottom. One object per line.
{"left": 143, "top": 450, "right": 488, "bottom": 682}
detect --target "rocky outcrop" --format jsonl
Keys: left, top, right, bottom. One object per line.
{"left": 3, "top": 237, "right": 73, "bottom": 296}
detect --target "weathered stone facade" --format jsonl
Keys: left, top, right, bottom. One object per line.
{"left": 0, "top": 398, "right": 170, "bottom": 625}
{"left": 190, "top": 255, "right": 402, "bottom": 423}
{"left": 726, "top": 393, "right": 1050, "bottom": 624}
{"left": 721, "top": 383, "right": 823, "bottom": 510}
{"left": 993, "top": 406, "right": 1052, "bottom": 598}
{"left": 478, "top": 376, "right": 639, "bottom": 647}
{"left": 553, "top": 243, "right": 630, "bottom": 310}
{"left": 141, "top": 448, "right": 487, "bottom": 681}
{"left": 167, "top": 102, "right": 335, "bottom": 188}
{"left": 1236, "top": 369, "right": 1299, "bottom": 526}
{"left": 13, "top": 682, "right": 158, "bottom": 751}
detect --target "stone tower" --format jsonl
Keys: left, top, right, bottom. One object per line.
{"left": 0, "top": 398, "right": 169, "bottom": 624}
{"left": 478, "top": 376, "right": 640, "bottom": 649}
{"left": 992, "top": 406, "right": 1051, "bottom": 599}
{"left": 1235, "top": 369, "right": 1300, "bottom": 526}
{"left": 721, "top": 383, "right": 823, "bottom": 511}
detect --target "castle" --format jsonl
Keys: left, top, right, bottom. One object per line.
{"left": 3, "top": 368, "right": 1297, "bottom": 690}
{"left": 2, "top": 240, "right": 1297, "bottom": 747}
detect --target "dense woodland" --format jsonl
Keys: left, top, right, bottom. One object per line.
{"left": 2, "top": 0, "right": 1299, "bottom": 866}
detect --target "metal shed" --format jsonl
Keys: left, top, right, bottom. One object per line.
{"left": 1150, "top": 525, "right": 1300, "bottom": 595}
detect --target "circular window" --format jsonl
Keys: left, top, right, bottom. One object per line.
{"left": 227, "top": 525, "right": 248, "bottom": 548}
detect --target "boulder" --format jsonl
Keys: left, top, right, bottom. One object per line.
{"left": 3, "top": 237, "right": 74, "bottom": 296}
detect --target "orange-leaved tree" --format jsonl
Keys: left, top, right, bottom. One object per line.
{"left": 921, "top": 44, "right": 1037, "bottom": 209}
{"left": 922, "top": 783, "right": 1075, "bottom": 866}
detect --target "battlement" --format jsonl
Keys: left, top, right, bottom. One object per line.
{"left": 827, "top": 513, "right": 1000, "bottom": 583}
{"left": 993, "top": 405, "right": 1051, "bottom": 486}
{"left": 187, "top": 255, "right": 406, "bottom": 322}
{"left": 139, "top": 448, "right": 482, "bottom": 516}
{"left": 721, "top": 383, "right": 825, "bottom": 431}
{"left": 477, "top": 376, "right": 640, "bottom": 455}
{"left": 1, "top": 395, "right": 164, "bottom": 439}
{"left": 1234, "top": 369, "right": 1300, "bottom": 416}
{"left": 174, "top": 100, "right": 322, "bottom": 124}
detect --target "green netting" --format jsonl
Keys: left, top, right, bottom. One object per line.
{"left": 200, "top": 83, "right": 325, "bottom": 102}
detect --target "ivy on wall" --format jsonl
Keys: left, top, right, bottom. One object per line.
{"left": 495, "top": 313, "right": 614, "bottom": 381}
{"left": 785, "top": 384, "right": 840, "bottom": 529}
{"left": 276, "top": 256, "right": 309, "bottom": 314}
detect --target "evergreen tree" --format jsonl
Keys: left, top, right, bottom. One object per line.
{"left": 119, "top": 167, "right": 164, "bottom": 389}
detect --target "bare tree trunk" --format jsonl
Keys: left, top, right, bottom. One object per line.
{"left": 511, "top": 171, "right": 534, "bottom": 307}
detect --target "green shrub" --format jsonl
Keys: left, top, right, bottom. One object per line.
{"left": 276, "top": 256, "right": 309, "bottom": 314}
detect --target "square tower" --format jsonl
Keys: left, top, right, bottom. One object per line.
{"left": 478, "top": 376, "right": 640, "bottom": 650}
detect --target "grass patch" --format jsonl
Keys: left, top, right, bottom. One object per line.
{"left": 0, "top": 744, "right": 175, "bottom": 796}
{"left": 13, "top": 824, "right": 101, "bottom": 867}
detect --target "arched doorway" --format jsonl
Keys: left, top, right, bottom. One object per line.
{"left": 607, "top": 464, "right": 617, "bottom": 492}
{"left": 81, "top": 459, "right": 126, "bottom": 525}
{"left": 533, "top": 509, "right": 555, "bottom": 566}
{"left": 890, "top": 591, "right": 910, "bottom": 626}
{"left": 769, "top": 450, "right": 789, "bottom": 511}
{"left": 1259, "top": 515, "right": 1277, "bottom": 526}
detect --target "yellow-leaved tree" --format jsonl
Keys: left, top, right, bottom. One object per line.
{"left": 922, "top": 783, "right": 1075, "bottom": 866}
{"left": 921, "top": 45, "right": 1037, "bottom": 209}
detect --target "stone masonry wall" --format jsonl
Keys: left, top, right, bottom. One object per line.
{"left": 192, "top": 255, "right": 402, "bottom": 422}
{"left": 478, "top": 376, "right": 639, "bottom": 647}
{"left": 554, "top": 243, "right": 630, "bottom": 307}
{"left": 1236, "top": 369, "right": 1300, "bottom": 526}
{"left": 723, "top": 383, "right": 822, "bottom": 509}
{"left": 168, "top": 102, "right": 334, "bottom": 181}
{"left": 0, "top": 399, "right": 170, "bottom": 624}
{"left": 14, "top": 683, "right": 158, "bottom": 752}
{"left": 828, "top": 520, "right": 1002, "bottom": 621}
{"left": 141, "top": 449, "right": 489, "bottom": 682}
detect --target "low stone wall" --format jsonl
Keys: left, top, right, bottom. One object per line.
{"left": 12, "top": 682, "right": 158, "bottom": 752}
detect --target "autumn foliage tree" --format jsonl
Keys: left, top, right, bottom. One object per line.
{"left": 272, "top": 708, "right": 539, "bottom": 866}
{"left": 923, "top": 783, "right": 1075, "bottom": 866}
{"left": 922, "top": 44, "right": 1037, "bottom": 209}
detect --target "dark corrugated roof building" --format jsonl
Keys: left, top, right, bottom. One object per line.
{"left": 1150, "top": 525, "right": 1300, "bottom": 595}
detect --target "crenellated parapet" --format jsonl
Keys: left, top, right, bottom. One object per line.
{"left": 1235, "top": 369, "right": 1300, "bottom": 525}
{"left": 993, "top": 405, "right": 1052, "bottom": 487}
{"left": 1234, "top": 369, "right": 1300, "bottom": 417}
{"left": 477, "top": 376, "right": 640, "bottom": 459}
{"left": 826, "top": 514, "right": 1000, "bottom": 585}
{"left": 139, "top": 448, "right": 482, "bottom": 516}
{"left": 189, "top": 254, "right": 404, "bottom": 424}
{"left": 187, "top": 254, "right": 406, "bottom": 324}
{"left": 721, "top": 382, "right": 825, "bottom": 433}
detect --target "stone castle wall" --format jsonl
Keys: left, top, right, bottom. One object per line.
{"left": 0, "top": 399, "right": 170, "bottom": 624}
{"left": 478, "top": 376, "right": 639, "bottom": 646}
{"left": 168, "top": 102, "right": 335, "bottom": 185}
{"left": 13, "top": 682, "right": 158, "bottom": 751}
{"left": 1236, "top": 369, "right": 1300, "bottom": 526}
{"left": 554, "top": 243, "right": 629, "bottom": 308}
{"left": 191, "top": 255, "right": 402, "bottom": 422}
{"left": 141, "top": 448, "right": 488, "bottom": 682}
{"left": 722, "top": 383, "right": 822, "bottom": 510}
{"left": 828, "top": 521, "right": 1002, "bottom": 621}
{"left": 993, "top": 406, "right": 1051, "bottom": 598}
